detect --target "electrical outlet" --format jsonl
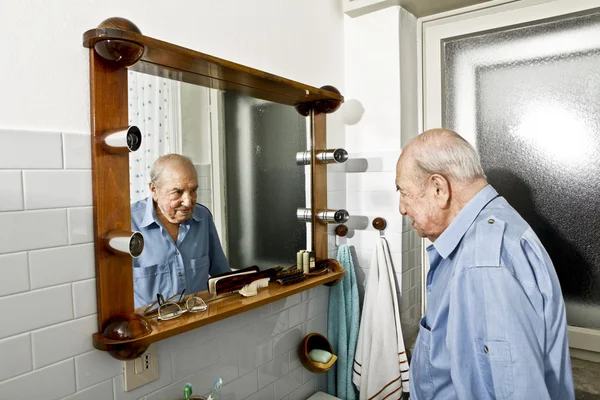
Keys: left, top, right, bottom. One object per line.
{"left": 123, "top": 344, "right": 159, "bottom": 391}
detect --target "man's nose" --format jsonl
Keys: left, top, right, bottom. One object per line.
{"left": 181, "top": 193, "right": 193, "bottom": 207}
{"left": 399, "top": 198, "right": 407, "bottom": 215}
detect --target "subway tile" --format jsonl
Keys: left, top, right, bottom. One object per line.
{"left": 346, "top": 190, "right": 398, "bottom": 214}
{"left": 75, "top": 350, "right": 122, "bottom": 390}
{"left": 347, "top": 171, "right": 396, "bottom": 192}
{"left": 63, "top": 380, "right": 114, "bottom": 400}
{"left": 0, "top": 332, "right": 32, "bottom": 381}
{"left": 245, "top": 383, "right": 274, "bottom": 400}
{"left": 289, "top": 349, "right": 301, "bottom": 372}
{"left": 0, "top": 359, "right": 75, "bottom": 400}
{"left": 254, "top": 310, "right": 288, "bottom": 343}
{"left": 221, "top": 370, "right": 258, "bottom": 400}
{"left": 113, "top": 347, "right": 173, "bottom": 400}
{"left": 0, "top": 171, "right": 23, "bottom": 211}
{"left": 0, "top": 129, "right": 63, "bottom": 169}
{"left": 272, "top": 326, "right": 303, "bottom": 358}
{"left": 274, "top": 367, "right": 303, "bottom": 400}
{"left": 67, "top": 207, "right": 93, "bottom": 245}
{"left": 29, "top": 243, "right": 95, "bottom": 289}
{"left": 315, "top": 373, "right": 328, "bottom": 392}
{"left": 172, "top": 337, "right": 218, "bottom": 380}
{"left": 302, "top": 313, "right": 328, "bottom": 339}
{"left": 32, "top": 315, "right": 95, "bottom": 369}
{"left": 258, "top": 353, "right": 289, "bottom": 389}
{"left": 23, "top": 170, "right": 92, "bottom": 209}
{"left": 63, "top": 133, "right": 91, "bottom": 169}
{"left": 302, "top": 368, "right": 317, "bottom": 385}
{"left": 289, "top": 302, "right": 309, "bottom": 329}
{"left": 327, "top": 191, "right": 346, "bottom": 210}
{"left": 326, "top": 172, "right": 346, "bottom": 192}
{"left": 0, "top": 252, "right": 29, "bottom": 296}
{"left": 288, "top": 379, "right": 315, "bottom": 400}
{"left": 239, "top": 340, "right": 273, "bottom": 375}
{"left": 271, "top": 294, "right": 301, "bottom": 314}
{"left": 238, "top": 304, "right": 271, "bottom": 327}
{"left": 0, "top": 284, "right": 73, "bottom": 339}
{"left": 158, "top": 324, "right": 213, "bottom": 354}
{"left": 217, "top": 326, "right": 256, "bottom": 361}
{"left": 73, "top": 279, "right": 97, "bottom": 318}
{"left": 347, "top": 150, "right": 399, "bottom": 172}
{"left": 0, "top": 209, "right": 68, "bottom": 254}
{"left": 307, "top": 295, "right": 328, "bottom": 320}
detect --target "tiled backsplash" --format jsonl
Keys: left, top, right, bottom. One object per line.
{"left": 0, "top": 129, "right": 330, "bottom": 400}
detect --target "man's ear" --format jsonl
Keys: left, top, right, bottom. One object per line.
{"left": 149, "top": 181, "right": 158, "bottom": 201}
{"left": 429, "top": 174, "right": 451, "bottom": 208}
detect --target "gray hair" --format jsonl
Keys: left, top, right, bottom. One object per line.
{"left": 407, "top": 129, "right": 486, "bottom": 184}
{"left": 150, "top": 154, "right": 196, "bottom": 186}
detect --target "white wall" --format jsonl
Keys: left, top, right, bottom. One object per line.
{"left": 335, "top": 6, "right": 422, "bottom": 341}
{"left": 0, "top": 1, "right": 344, "bottom": 399}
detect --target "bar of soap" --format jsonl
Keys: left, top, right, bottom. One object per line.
{"left": 308, "top": 349, "right": 332, "bottom": 364}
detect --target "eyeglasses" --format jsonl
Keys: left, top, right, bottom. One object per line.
{"left": 143, "top": 289, "right": 208, "bottom": 321}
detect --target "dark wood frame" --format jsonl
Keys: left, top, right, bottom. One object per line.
{"left": 84, "top": 17, "right": 344, "bottom": 359}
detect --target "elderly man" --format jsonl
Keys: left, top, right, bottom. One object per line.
{"left": 131, "top": 154, "right": 230, "bottom": 308}
{"left": 398, "top": 129, "right": 574, "bottom": 399}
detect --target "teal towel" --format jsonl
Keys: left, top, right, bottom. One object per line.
{"left": 327, "top": 244, "right": 360, "bottom": 400}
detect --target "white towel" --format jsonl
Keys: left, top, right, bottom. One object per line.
{"left": 353, "top": 237, "right": 410, "bottom": 399}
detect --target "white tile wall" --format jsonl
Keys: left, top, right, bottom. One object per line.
{"left": 0, "top": 171, "right": 24, "bottom": 211}
{"left": 23, "top": 170, "right": 92, "bottom": 209}
{"left": 29, "top": 243, "right": 95, "bottom": 289}
{"left": 0, "top": 209, "right": 68, "bottom": 254}
{"left": 32, "top": 315, "right": 96, "bottom": 369}
{"left": 0, "top": 130, "right": 63, "bottom": 169}
{"left": 62, "top": 133, "right": 92, "bottom": 169}
{"left": 0, "top": 252, "right": 29, "bottom": 296}
{"left": 67, "top": 207, "right": 94, "bottom": 245}
{"left": 0, "top": 333, "right": 32, "bottom": 381}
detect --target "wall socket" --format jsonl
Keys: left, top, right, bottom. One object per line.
{"left": 123, "top": 344, "right": 159, "bottom": 391}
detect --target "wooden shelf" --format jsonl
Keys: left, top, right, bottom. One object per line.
{"left": 92, "top": 260, "right": 344, "bottom": 353}
{"left": 83, "top": 27, "right": 344, "bottom": 107}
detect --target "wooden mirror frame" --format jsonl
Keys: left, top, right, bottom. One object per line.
{"left": 83, "top": 17, "right": 345, "bottom": 360}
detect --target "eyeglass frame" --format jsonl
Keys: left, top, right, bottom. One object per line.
{"left": 143, "top": 289, "right": 208, "bottom": 321}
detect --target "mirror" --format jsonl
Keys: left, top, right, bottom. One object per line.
{"left": 127, "top": 71, "right": 309, "bottom": 308}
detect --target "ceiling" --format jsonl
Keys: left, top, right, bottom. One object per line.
{"left": 345, "top": 0, "right": 498, "bottom": 18}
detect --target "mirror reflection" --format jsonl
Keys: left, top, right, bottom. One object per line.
{"left": 127, "top": 71, "right": 308, "bottom": 308}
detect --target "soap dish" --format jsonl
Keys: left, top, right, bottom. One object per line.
{"left": 299, "top": 333, "right": 338, "bottom": 373}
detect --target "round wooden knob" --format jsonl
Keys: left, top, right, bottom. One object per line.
{"left": 372, "top": 217, "right": 387, "bottom": 231}
{"left": 315, "top": 85, "right": 342, "bottom": 114}
{"left": 335, "top": 224, "right": 348, "bottom": 237}
{"left": 94, "top": 17, "right": 144, "bottom": 66}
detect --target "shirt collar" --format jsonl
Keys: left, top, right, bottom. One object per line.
{"left": 433, "top": 184, "right": 499, "bottom": 259}
{"left": 139, "top": 197, "right": 202, "bottom": 228}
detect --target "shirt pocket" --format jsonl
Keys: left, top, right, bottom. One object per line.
{"left": 133, "top": 263, "right": 172, "bottom": 307}
{"left": 188, "top": 255, "right": 210, "bottom": 294}
{"left": 476, "top": 338, "right": 514, "bottom": 398}
{"left": 411, "top": 318, "right": 434, "bottom": 399}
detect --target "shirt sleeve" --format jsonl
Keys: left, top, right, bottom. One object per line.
{"left": 447, "top": 264, "right": 550, "bottom": 399}
{"left": 207, "top": 216, "right": 231, "bottom": 275}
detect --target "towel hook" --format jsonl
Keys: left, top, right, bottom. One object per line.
{"left": 334, "top": 224, "right": 348, "bottom": 246}
{"left": 372, "top": 217, "right": 387, "bottom": 236}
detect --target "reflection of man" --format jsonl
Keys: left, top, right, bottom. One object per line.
{"left": 398, "top": 129, "right": 574, "bottom": 399}
{"left": 131, "top": 154, "right": 230, "bottom": 307}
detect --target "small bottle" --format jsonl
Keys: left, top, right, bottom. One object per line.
{"left": 302, "top": 251, "right": 310, "bottom": 274}
{"left": 297, "top": 251, "right": 304, "bottom": 271}
{"left": 309, "top": 251, "right": 316, "bottom": 272}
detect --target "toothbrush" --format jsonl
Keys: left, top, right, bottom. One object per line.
{"left": 184, "top": 383, "right": 193, "bottom": 400}
{"left": 207, "top": 377, "right": 223, "bottom": 400}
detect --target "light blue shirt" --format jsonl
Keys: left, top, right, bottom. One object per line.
{"left": 410, "top": 185, "right": 574, "bottom": 400}
{"left": 131, "top": 197, "right": 230, "bottom": 307}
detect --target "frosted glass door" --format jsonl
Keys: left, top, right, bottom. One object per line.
{"left": 443, "top": 10, "right": 600, "bottom": 328}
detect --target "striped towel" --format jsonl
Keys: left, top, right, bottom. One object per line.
{"left": 353, "top": 237, "right": 409, "bottom": 399}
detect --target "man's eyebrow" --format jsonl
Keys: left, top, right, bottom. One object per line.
{"left": 170, "top": 187, "right": 182, "bottom": 192}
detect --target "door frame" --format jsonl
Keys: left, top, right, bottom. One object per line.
{"left": 419, "top": 0, "right": 600, "bottom": 358}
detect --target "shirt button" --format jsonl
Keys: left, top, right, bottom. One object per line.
{"left": 175, "top": 251, "right": 180, "bottom": 255}
{"left": 483, "top": 345, "right": 489, "bottom": 354}
{"left": 487, "top": 218, "right": 495, "bottom": 224}
{"left": 178, "top": 272, "right": 183, "bottom": 277}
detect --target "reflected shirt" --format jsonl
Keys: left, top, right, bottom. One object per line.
{"left": 410, "top": 185, "right": 574, "bottom": 400}
{"left": 131, "top": 197, "right": 230, "bottom": 308}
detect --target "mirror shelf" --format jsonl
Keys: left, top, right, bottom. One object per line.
{"left": 93, "top": 259, "right": 345, "bottom": 355}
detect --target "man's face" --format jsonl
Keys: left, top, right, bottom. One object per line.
{"left": 150, "top": 163, "right": 198, "bottom": 224}
{"left": 396, "top": 157, "right": 442, "bottom": 241}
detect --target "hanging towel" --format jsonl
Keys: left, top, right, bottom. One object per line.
{"left": 327, "top": 244, "right": 360, "bottom": 400}
{"left": 353, "top": 237, "right": 409, "bottom": 399}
